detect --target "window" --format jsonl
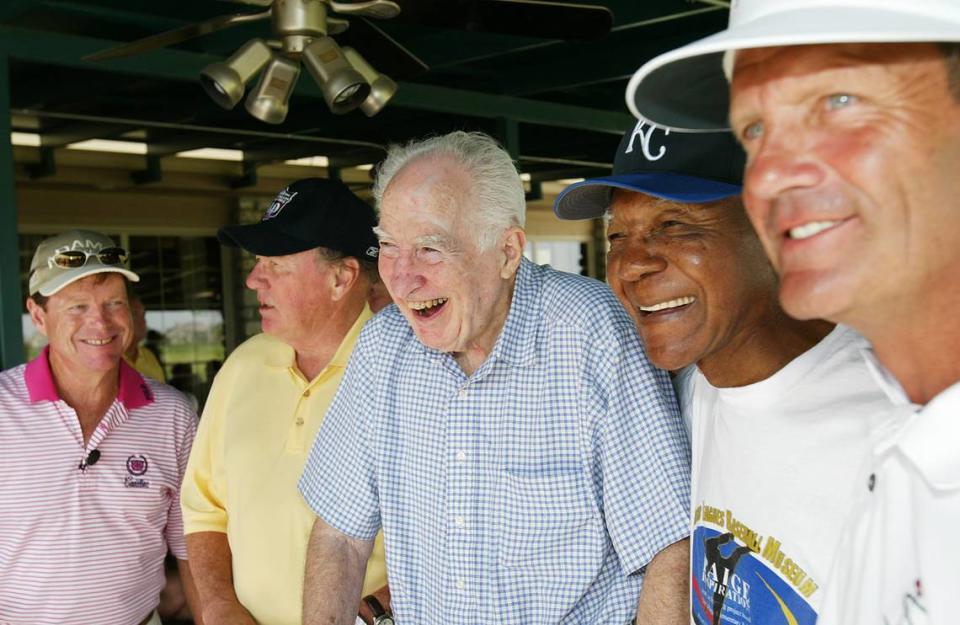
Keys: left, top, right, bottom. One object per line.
{"left": 523, "top": 239, "right": 588, "bottom": 275}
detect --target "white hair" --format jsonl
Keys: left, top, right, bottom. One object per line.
{"left": 372, "top": 131, "right": 526, "bottom": 250}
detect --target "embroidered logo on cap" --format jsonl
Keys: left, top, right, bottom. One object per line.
{"left": 365, "top": 246, "right": 379, "bottom": 258}
{"left": 625, "top": 119, "right": 670, "bottom": 162}
{"left": 262, "top": 188, "right": 299, "bottom": 221}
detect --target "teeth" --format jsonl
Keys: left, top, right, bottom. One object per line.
{"left": 789, "top": 220, "right": 839, "bottom": 240}
{"left": 83, "top": 338, "right": 112, "bottom": 346}
{"left": 639, "top": 296, "right": 695, "bottom": 313}
{"left": 408, "top": 298, "right": 448, "bottom": 311}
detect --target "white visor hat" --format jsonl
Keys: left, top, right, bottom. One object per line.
{"left": 626, "top": 0, "right": 960, "bottom": 131}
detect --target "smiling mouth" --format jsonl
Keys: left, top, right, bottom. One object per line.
{"left": 407, "top": 297, "right": 448, "bottom": 319}
{"left": 787, "top": 219, "right": 842, "bottom": 240}
{"left": 81, "top": 337, "right": 115, "bottom": 346}
{"left": 638, "top": 296, "right": 696, "bottom": 316}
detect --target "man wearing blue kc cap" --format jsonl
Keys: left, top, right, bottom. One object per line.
{"left": 626, "top": 1, "right": 960, "bottom": 623}
{"left": 181, "top": 178, "right": 392, "bottom": 625}
{"left": 556, "top": 120, "right": 894, "bottom": 625}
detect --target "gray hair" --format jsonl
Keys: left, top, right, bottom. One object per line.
{"left": 372, "top": 131, "right": 526, "bottom": 250}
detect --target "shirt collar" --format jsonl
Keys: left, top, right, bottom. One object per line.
{"left": 263, "top": 303, "right": 374, "bottom": 374}
{"left": 25, "top": 346, "right": 153, "bottom": 410}
{"left": 328, "top": 303, "right": 373, "bottom": 369}
{"left": 900, "top": 380, "right": 960, "bottom": 491}
{"left": 485, "top": 257, "right": 539, "bottom": 367}
{"left": 862, "top": 347, "right": 960, "bottom": 491}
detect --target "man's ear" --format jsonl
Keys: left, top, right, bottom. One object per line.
{"left": 330, "top": 257, "right": 362, "bottom": 301}
{"left": 499, "top": 226, "right": 526, "bottom": 280}
{"left": 25, "top": 297, "right": 49, "bottom": 337}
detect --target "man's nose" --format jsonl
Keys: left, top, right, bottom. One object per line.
{"left": 245, "top": 261, "right": 266, "bottom": 291}
{"left": 613, "top": 241, "right": 668, "bottom": 282}
{"left": 744, "top": 132, "right": 826, "bottom": 204}
{"left": 385, "top": 251, "right": 425, "bottom": 294}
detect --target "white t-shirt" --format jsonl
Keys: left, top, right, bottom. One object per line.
{"left": 817, "top": 356, "right": 960, "bottom": 625}
{"left": 676, "top": 325, "right": 897, "bottom": 625}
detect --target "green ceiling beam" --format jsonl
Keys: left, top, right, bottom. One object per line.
{"left": 0, "top": 1, "right": 37, "bottom": 21}
{"left": 391, "top": 84, "right": 628, "bottom": 134}
{"left": 0, "top": 26, "right": 631, "bottom": 134}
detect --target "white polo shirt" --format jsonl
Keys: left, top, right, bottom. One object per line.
{"left": 0, "top": 348, "right": 196, "bottom": 625}
{"left": 818, "top": 353, "right": 960, "bottom": 625}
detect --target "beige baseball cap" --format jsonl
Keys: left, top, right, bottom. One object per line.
{"left": 28, "top": 229, "right": 139, "bottom": 296}
{"left": 626, "top": 0, "right": 960, "bottom": 131}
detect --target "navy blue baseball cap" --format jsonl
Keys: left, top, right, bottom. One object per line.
{"left": 218, "top": 178, "right": 379, "bottom": 260}
{"left": 553, "top": 120, "right": 745, "bottom": 220}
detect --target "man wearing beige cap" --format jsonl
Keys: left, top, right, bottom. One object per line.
{"left": 626, "top": 1, "right": 960, "bottom": 623}
{"left": 0, "top": 229, "right": 201, "bottom": 625}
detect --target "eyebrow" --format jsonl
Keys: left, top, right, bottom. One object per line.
{"left": 372, "top": 227, "right": 456, "bottom": 250}
{"left": 415, "top": 234, "right": 454, "bottom": 249}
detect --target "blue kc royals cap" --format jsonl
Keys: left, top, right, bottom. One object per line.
{"left": 553, "top": 120, "right": 745, "bottom": 220}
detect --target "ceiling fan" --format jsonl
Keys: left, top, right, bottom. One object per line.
{"left": 82, "top": 0, "right": 614, "bottom": 124}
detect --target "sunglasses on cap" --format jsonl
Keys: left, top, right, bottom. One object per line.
{"left": 50, "top": 247, "right": 129, "bottom": 269}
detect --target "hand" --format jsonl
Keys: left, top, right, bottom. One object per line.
{"left": 202, "top": 598, "right": 258, "bottom": 625}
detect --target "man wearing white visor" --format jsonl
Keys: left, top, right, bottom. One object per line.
{"left": 624, "top": 1, "right": 960, "bottom": 624}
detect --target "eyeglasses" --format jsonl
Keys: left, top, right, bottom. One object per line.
{"left": 51, "top": 247, "right": 128, "bottom": 269}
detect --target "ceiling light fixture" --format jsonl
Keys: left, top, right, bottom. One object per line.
{"left": 343, "top": 47, "right": 396, "bottom": 117}
{"left": 302, "top": 37, "right": 370, "bottom": 115}
{"left": 201, "top": 39, "right": 273, "bottom": 110}
{"left": 245, "top": 55, "right": 301, "bottom": 124}
{"left": 194, "top": 0, "right": 402, "bottom": 123}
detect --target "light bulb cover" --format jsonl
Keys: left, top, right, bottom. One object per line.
{"left": 302, "top": 36, "right": 370, "bottom": 115}
{"left": 200, "top": 38, "right": 273, "bottom": 109}
{"left": 343, "top": 47, "right": 396, "bottom": 117}
{"left": 245, "top": 55, "right": 301, "bottom": 124}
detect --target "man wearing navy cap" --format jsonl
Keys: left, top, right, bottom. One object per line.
{"left": 555, "top": 121, "right": 893, "bottom": 625}
{"left": 180, "top": 178, "right": 390, "bottom": 625}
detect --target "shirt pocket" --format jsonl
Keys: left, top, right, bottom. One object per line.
{"left": 498, "top": 468, "right": 601, "bottom": 572}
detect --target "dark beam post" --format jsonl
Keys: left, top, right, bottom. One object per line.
{"left": 0, "top": 53, "right": 25, "bottom": 368}
{"left": 497, "top": 118, "right": 520, "bottom": 161}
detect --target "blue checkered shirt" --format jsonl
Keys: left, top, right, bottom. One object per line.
{"left": 300, "top": 258, "right": 690, "bottom": 624}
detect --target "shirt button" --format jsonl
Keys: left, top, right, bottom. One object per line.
{"left": 455, "top": 450, "right": 467, "bottom": 463}
{"left": 458, "top": 388, "right": 468, "bottom": 399}
{"left": 456, "top": 578, "right": 466, "bottom": 590}
{"left": 454, "top": 515, "right": 465, "bottom": 528}
{"left": 303, "top": 389, "right": 311, "bottom": 398}
{"left": 867, "top": 473, "right": 876, "bottom": 491}
{"left": 295, "top": 418, "right": 305, "bottom": 426}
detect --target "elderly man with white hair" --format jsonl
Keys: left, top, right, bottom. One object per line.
{"left": 298, "top": 131, "right": 692, "bottom": 625}
{"left": 627, "top": 1, "right": 960, "bottom": 623}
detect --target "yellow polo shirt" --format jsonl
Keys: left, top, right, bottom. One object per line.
{"left": 181, "top": 305, "right": 385, "bottom": 625}
{"left": 124, "top": 344, "right": 166, "bottom": 382}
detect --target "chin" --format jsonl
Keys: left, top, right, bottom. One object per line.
{"left": 779, "top": 274, "right": 850, "bottom": 322}
{"left": 644, "top": 339, "right": 699, "bottom": 372}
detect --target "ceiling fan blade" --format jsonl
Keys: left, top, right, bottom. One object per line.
{"left": 336, "top": 17, "right": 429, "bottom": 80}
{"left": 329, "top": 0, "right": 402, "bottom": 19}
{"left": 394, "top": 0, "right": 613, "bottom": 41}
{"left": 82, "top": 10, "right": 271, "bottom": 62}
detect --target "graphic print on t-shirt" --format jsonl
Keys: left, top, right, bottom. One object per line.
{"left": 691, "top": 503, "right": 818, "bottom": 625}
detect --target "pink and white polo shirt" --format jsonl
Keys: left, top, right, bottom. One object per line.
{"left": 0, "top": 348, "right": 197, "bottom": 625}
